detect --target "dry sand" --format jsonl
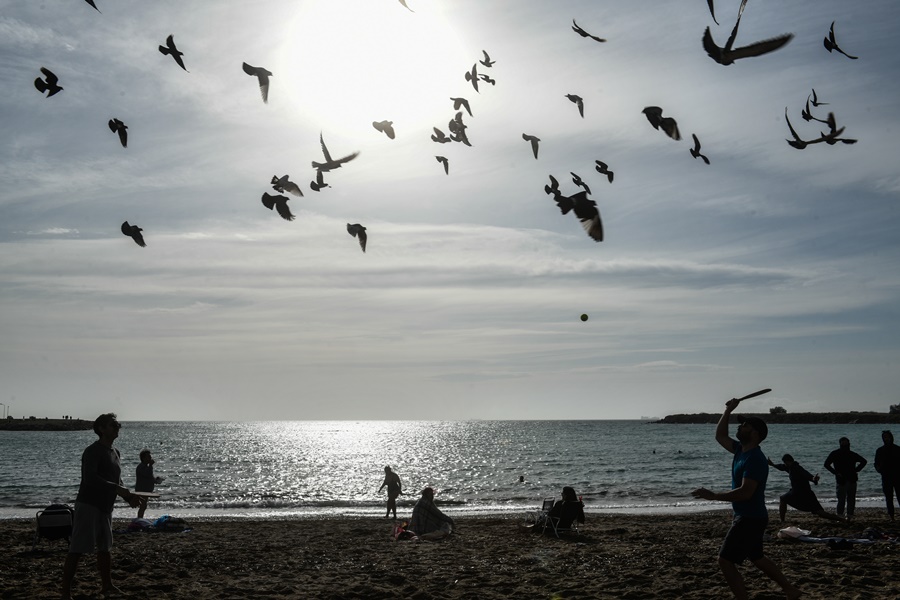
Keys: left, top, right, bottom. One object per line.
{"left": 5, "top": 508, "right": 899, "bottom": 599}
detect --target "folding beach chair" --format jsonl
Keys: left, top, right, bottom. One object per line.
{"left": 32, "top": 503, "right": 74, "bottom": 551}
{"left": 540, "top": 500, "right": 581, "bottom": 538}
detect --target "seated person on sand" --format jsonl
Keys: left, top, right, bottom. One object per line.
{"left": 769, "top": 454, "right": 845, "bottom": 523}
{"left": 524, "top": 486, "right": 585, "bottom": 533}
{"left": 407, "top": 487, "right": 455, "bottom": 540}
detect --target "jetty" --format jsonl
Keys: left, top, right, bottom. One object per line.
{"left": 0, "top": 418, "right": 93, "bottom": 431}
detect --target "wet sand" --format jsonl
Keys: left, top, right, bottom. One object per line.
{"left": 6, "top": 508, "right": 899, "bottom": 599}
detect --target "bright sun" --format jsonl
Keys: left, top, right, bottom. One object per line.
{"left": 278, "top": 0, "right": 469, "bottom": 138}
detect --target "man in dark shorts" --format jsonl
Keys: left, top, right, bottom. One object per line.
{"left": 769, "top": 454, "right": 845, "bottom": 523}
{"left": 691, "top": 396, "right": 801, "bottom": 600}
{"left": 61, "top": 413, "right": 140, "bottom": 600}
{"left": 823, "top": 436, "right": 867, "bottom": 519}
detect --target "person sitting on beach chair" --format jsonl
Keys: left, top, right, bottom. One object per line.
{"left": 523, "top": 486, "right": 585, "bottom": 535}
{"left": 407, "top": 487, "right": 455, "bottom": 540}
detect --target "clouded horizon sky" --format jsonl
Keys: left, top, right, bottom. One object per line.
{"left": 2, "top": 1, "right": 899, "bottom": 421}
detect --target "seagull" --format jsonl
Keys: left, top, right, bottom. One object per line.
{"left": 554, "top": 191, "right": 603, "bottom": 242}
{"left": 84, "top": 0, "right": 101, "bottom": 13}
{"left": 480, "top": 50, "right": 495, "bottom": 67}
{"left": 802, "top": 97, "right": 829, "bottom": 124}
{"left": 242, "top": 63, "right": 272, "bottom": 103}
{"left": 451, "top": 97, "right": 472, "bottom": 117}
{"left": 312, "top": 132, "right": 359, "bottom": 172}
{"left": 478, "top": 74, "right": 496, "bottom": 86}
{"left": 464, "top": 63, "right": 480, "bottom": 92}
{"left": 571, "top": 172, "right": 592, "bottom": 195}
{"left": 121, "top": 221, "right": 146, "bottom": 247}
{"left": 431, "top": 127, "right": 451, "bottom": 144}
{"left": 436, "top": 155, "right": 449, "bottom": 175}
{"left": 706, "top": 0, "right": 719, "bottom": 25}
{"left": 158, "top": 34, "right": 188, "bottom": 71}
{"left": 522, "top": 134, "right": 540, "bottom": 159}
{"left": 347, "top": 223, "right": 367, "bottom": 253}
{"left": 398, "top": 0, "right": 414, "bottom": 12}
{"left": 108, "top": 118, "right": 128, "bottom": 148}
{"left": 689, "top": 134, "right": 710, "bottom": 164}
{"left": 309, "top": 169, "right": 330, "bottom": 192}
{"left": 261, "top": 192, "right": 295, "bottom": 221}
{"left": 544, "top": 174, "right": 561, "bottom": 198}
{"left": 810, "top": 88, "right": 828, "bottom": 107}
{"left": 34, "top": 67, "right": 63, "bottom": 97}
{"left": 271, "top": 175, "right": 303, "bottom": 197}
{"left": 372, "top": 120, "right": 396, "bottom": 139}
{"left": 594, "top": 160, "right": 614, "bottom": 183}
{"left": 702, "top": 0, "right": 793, "bottom": 66}
{"left": 571, "top": 19, "right": 606, "bottom": 43}
{"left": 824, "top": 21, "right": 857, "bottom": 59}
{"left": 565, "top": 94, "right": 584, "bottom": 118}
{"left": 642, "top": 106, "right": 681, "bottom": 140}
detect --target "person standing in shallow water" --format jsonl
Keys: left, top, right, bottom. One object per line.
{"left": 874, "top": 430, "right": 900, "bottom": 521}
{"left": 823, "top": 436, "right": 867, "bottom": 520}
{"left": 378, "top": 466, "right": 402, "bottom": 519}
{"left": 691, "top": 397, "right": 801, "bottom": 600}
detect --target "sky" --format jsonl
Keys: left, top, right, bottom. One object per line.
{"left": 2, "top": 0, "right": 899, "bottom": 421}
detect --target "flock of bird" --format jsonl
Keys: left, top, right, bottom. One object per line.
{"left": 33, "top": 0, "right": 859, "bottom": 249}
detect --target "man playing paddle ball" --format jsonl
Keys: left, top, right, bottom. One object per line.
{"left": 691, "top": 396, "right": 801, "bottom": 600}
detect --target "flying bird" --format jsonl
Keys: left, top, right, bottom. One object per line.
{"left": 436, "top": 155, "right": 449, "bottom": 175}
{"left": 801, "top": 97, "right": 829, "bottom": 124}
{"left": 554, "top": 191, "right": 603, "bottom": 242}
{"left": 784, "top": 107, "right": 819, "bottom": 150}
{"left": 478, "top": 74, "right": 496, "bottom": 86}
{"left": 702, "top": 1, "right": 792, "bottom": 66}
{"left": 594, "top": 160, "right": 614, "bottom": 183}
{"left": 565, "top": 94, "right": 584, "bottom": 118}
{"left": 706, "top": 0, "right": 719, "bottom": 25}
{"left": 819, "top": 113, "right": 858, "bottom": 145}
{"left": 312, "top": 133, "right": 359, "bottom": 172}
{"left": 158, "top": 35, "right": 188, "bottom": 71}
{"left": 544, "top": 174, "right": 561, "bottom": 198}
{"left": 480, "top": 50, "right": 495, "bottom": 67}
{"left": 121, "top": 221, "right": 146, "bottom": 247}
{"left": 398, "top": 0, "right": 413, "bottom": 12}
{"left": 824, "top": 21, "right": 857, "bottom": 59}
{"left": 571, "top": 172, "right": 592, "bottom": 195}
{"left": 261, "top": 192, "right": 295, "bottom": 221}
{"left": 451, "top": 97, "right": 472, "bottom": 117}
{"left": 571, "top": 19, "right": 606, "bottom": 43}
{"left": 310, "top": 170, "right": 330, "bottom": 192}
{"left": 34, "top": 67, "right": 63, "bottom": 97}
{"left": 271, "top": 175, "right": 303, "bottom": 197}
{"left": 108, "top": 118, "right": 128, "bottom": 148}
{"left": 689, "top": 134, "right": 710, "bottom": 164}
{"left": 464, "top": 63, "right": 480, "bottom": 92}
{"left": 84, "top": 0, "right": 101, "bottom": 13}
{"left": 431, "top": 127, "right": 451, "bottom": 144}
{"left": 346, "top": 223, "right": 367, "bottom": 253}
{"left": 372, "top": 120, "right": 396, "bottom": 139}
{"left": 448, "top": 112, "right": 471, "bottom": 146}
{"left": 642, "top": 106, "right": 681, "bottom": 140}
{"left": 242, "top": 63, "right": 272, "bottom": 103}
{"left": 809, "top": 88, "right": 828, "bottom": 107}
{"left": 522, "top": 134, "right": 540, "bottom": 159}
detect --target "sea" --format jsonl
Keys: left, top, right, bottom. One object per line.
{"left": 0, "top": 420, "right": 893, "bottom": 520}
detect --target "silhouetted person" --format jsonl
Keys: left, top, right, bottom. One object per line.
{"left": 768, "top": 454, "right": 844, "bottom": 523}
{"left": 378, "top": 466, "right": 402, "bottom": 519}
{"left": 823, "top": 437, "right": 867, "bottom": 520}
{"left": 135, "top": 449, "right": 164, "bottom": 519}
{"left": 874, "top": 430, "right": 900, "bottom": 521}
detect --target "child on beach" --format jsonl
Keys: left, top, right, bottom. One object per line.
{"left": 135, "top": 449, "right": 164, "bottom": 518}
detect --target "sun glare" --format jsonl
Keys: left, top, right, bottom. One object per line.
{"left": 278, "top": 1, "right": 469, "bottom": 138}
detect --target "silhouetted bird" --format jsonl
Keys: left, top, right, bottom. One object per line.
{"left": 706, "top": 0, "right": 719, "bottom": 25}
{"left": 310, "top": 170, "right": 330, "bottom": 192}
{"left": 312, "top": 133, "right": 359, "bottom": 172}
{"left": 84, "top": 0, "right": 101, "bottom": 13}
{"left": 522, "top": 134, "right": 540, "bottom": 159}
{"left": 478, "top": 74, "right": 496, "bottom": 86}
{"left": 544, "top": 174, "right": 561, "bottom": 198}
{"left": 451, "top": 97, "right": 472, "bottom": 117}
{"left": 819, "top": 113, "right": 858, "bottom": 145}
{"left": 261, "top": 192, "right": 295, "bottom": 221}
{"left": 565, "top": 94, "right": 584, "bottom": 118}
{"left": 802, "top": 97, "right": 829, "bottom": 124}
{"left": 571, "top": 19, "right": 606, "bottom": 43}
{"left": 702, "top": 1, "right": 792, "bottom": 66}
{"left": 464, "top": 63, "right": 480, "bottom": 92}
{"left": 448, "top": 112, "right": 471, "bottom": 146}
{"left": 159, "top": 35, "right": 188, "bottom": 71}
{"left": 121, "top": 221, "right": 146, "bottom": 247}
{"left": 642, "top": 106, "right": 681, "bottom": 140}
{"left": 431, "top": 127, "right": 451, "bottom": 144}
{"left": 810, "top": 88, "right": 828, "bottom": 107}
{"left": 690, "top": 134, "right": 710, "bottom": 164}
{"left": 271, "top": 175, "right": 303, "bottom": 197}
{"left": 436, "top": 155, "right": 449, "bottom": 175}
{"left": 594, "top": 160, "right": 614, "bottom": 183}
{"left": 34, "top": 67, "right": 63, "bottom": 97}
{"left": 108, "top": 118, "right": 128, "bottom": 148}
{"left": 554, "top": 191, "right": 603, "bottom": 242}
{"left": 480, "top": 50, "right": 495, "bottom": 67}
{"left": 242, "top": 62, "right": 272, "bottom": 103}
{"left": 398, "top": 0, "right": 413, "bottom": 12}
{"left": 347, "top": 223, "right": 367, "bottom": 252}
{"left": 372, "top": 120, "right": 396, "bottom": 139}
{"left": 824, "top": 21, "right": 857, "bottom": 59}
{"left": 784, "top": 107, "right": 818, "bottom": 150}
{"left": 571, "top": 172, "right": 591, "bottom": 195}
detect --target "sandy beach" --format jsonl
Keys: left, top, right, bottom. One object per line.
{"left": 5, "top": 508, "right": 898, "bottom": 599}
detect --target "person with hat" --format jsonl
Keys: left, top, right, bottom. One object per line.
{"left": 691, "top": 396, "right": 801, "bottom": 600}
{"left": 407, "top": 487, "right": 455, "bottom": 540}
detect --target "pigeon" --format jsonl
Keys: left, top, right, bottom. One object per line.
{"left": 802, "top": 97, "right": 829, "bottom": 124}
{"left": 824, "top": 21, "right": 857, "bottom": 59}
{"left": 689, "top": 134, "right": 710, "bottom": 164}
{"left": 819, "top": 113, "right": 857, "bottom": 145}
{"left": 810, "top": 88, "right": 828, "bottom": 107}
{"left": 84, "top": 0, "right": 101, "bottom": 13}
{"left": 522, "top": 134, "right": 540, "bottom": 159}
{"left": 571, "top": 19, "right": 606, "bottom": 43}
{"left": 108, "top": 118, "right": 128, "bottom": 148}
{"left": 451, "top": 97, "right": 472, "bottom": 117}
{"left": 121, "top": 221, "right": 146, "bottom": 247}
{"left": 398, "top": 0, "right": 413, "bottom": 12}
{"left": 565, "top": 94, "right": 584, "bottom": 118}
{"left": 159, "top": 34, "right": 188, "bottom": 71}
{"left": 271, "top": 175, "right": 303, "bottom": 197}
{"left": 480, "top": 50, "right": 495, "bottom": 67}
{"left": 312, "top": 132, "right": 359, "bottom": 172}
{"left": 431, "top": 127, "right": 451, "bottom": 144}
{"left": 544, "top": 174, "right": 561, "bottom": 198}
{"left": 706, "top": 0, "right": 719, "bottom": 25}
{"left": 594, "top": 160, "right": 614, "bottom": 183}
{"left": 702, "top": 0, "right": 793, "bottom": 66}
{"left": 554, "top": 191, "right": 603, "bottom": 242}
{"left": 478, "top": 74, "right": 496, "bottom": 86}
{"left": 642, "top": 106, "right": 681, "bottom": 140}
{"left": 261, "top": 192, "right": 295, "bottom": 221}
{"left": 464, "top": 63, "right": 480, "bottom": 92}
{"left": 436, "top": 155, "right": 449, "bottom": 175}
{"left": 372, "top": 120, "right": 396, "bottom": 139}
{"left": 347, "top": 223, "right": 367, "bottom": 253}
{"left": 448, "top": 112, "right": 471, "bottom": 146}
{"left": 34, "top": 67, "right": 63, "bottom": 97}
{"left": 242, "top": 63, "right": 272, "bottom": 103}
{"left": 310, "top": 170, "right": 330, "bottom": 192}
{"left": 784, "top": 107, "right": 819, "bottom": 150}
{"left": 571, "top": 172, "right": 592, "bottom": 195}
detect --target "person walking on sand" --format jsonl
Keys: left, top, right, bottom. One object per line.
{"left": 823, "top": 436, "right": 867, "bottom": 520}
{"left": 691, "top": 397, "right": 801, "bottom": 600}
{"left": 378, "top": 466, "right": 402, "bottom": 519}
{"left": 874, "top": 430, "right": 900, "bottom": 521}
{"left": 61, "top": 413, "right": 140, "bottom": 600}
{"left": 768, "top": 454, "right": 845, "bottom": 523}
{"left": 135, "top": 449, "right": 164, "bottom": 519}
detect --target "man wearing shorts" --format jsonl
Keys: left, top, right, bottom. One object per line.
{"left": 61, "top": 413, "right": 139, "bottom": 600}
{"left": 692, "top": 397, "right": 801, "bottom": 600}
